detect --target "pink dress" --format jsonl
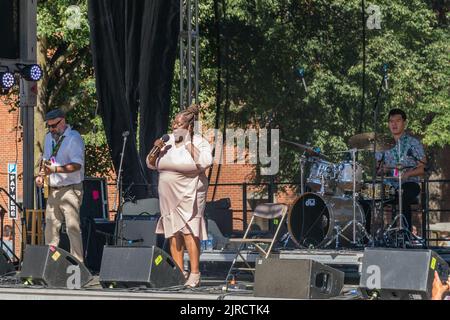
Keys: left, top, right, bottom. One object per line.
{"left": 147, "top": 134, "right": 212, "bottom": 240}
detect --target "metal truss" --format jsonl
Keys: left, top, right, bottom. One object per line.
{"left": 179, "top": 0, "right": 199, "bottom": 110}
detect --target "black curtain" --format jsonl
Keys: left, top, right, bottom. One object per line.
{"left": 88, "top": 0, "right": 179, "bottom": 199}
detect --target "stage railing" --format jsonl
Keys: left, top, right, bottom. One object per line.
{"left": 109, "top": 178, "right": 450, "bottom": 247}
{"left": 205, "top": 179, "right": 450, "bottom": 247}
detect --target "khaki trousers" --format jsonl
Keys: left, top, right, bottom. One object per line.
{"left": 45, "top": 183, "right": 84, "bottom": 262}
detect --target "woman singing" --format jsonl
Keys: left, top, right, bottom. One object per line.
{"left": 146, "top": 105, "right": 212, "bottom": 288}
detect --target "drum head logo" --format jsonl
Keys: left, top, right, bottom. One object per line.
{"left": 305, "top": 198, "right": 316, "bottom": 207}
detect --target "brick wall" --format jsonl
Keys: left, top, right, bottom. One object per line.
{"left": 0, "top": 100, "right": 23, "bottom": 258}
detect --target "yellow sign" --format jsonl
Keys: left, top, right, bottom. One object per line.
{"left": 52, "top": 251, "right": 61, "bottom": 261}
{"left": 155, "top": 255, "right": 163, "bottom": 266}
{"left": 430, "top": 257, "right": 437, "bottom": 270}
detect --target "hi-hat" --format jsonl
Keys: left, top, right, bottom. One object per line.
{"left": 348, "top": 132, "right": 395, "bottom": 152}
{"left": 281, "top": 139, "right": 328, "bottom": 159}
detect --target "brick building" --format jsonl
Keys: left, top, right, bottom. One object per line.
{"left": 0, "top": 101, "right": 23, "bottom": 258}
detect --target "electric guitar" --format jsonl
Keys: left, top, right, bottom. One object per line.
{"left": 38, "top": 157, "right": 51, "bottom": 198}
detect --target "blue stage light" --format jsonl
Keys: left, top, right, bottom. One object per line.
{"left": 20, "top": 64, "right": 43, "bottom": 81}
{"left": 0, "top": 71, "right": 15, "bottom": 90}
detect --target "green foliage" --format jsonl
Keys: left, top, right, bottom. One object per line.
{"left": 195, "top": 0, "right": 449, "bottom": 182}
{"left": 37, "top": 0, "right": 113, "bottom": 177}
{"left": 35, "top": 0, "right": 449, "bottom": 183}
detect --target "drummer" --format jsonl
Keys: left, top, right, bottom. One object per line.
{"left": 376, "top": 108, "right": 426, "bottom": 231}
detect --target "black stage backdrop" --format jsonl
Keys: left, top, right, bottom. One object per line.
{"left": 88, "top": 0, "right": 179, "bottom": 199}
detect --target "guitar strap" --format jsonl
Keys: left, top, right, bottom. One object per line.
{"left": 51, "top": 135, "right": 66, "bottom": 159}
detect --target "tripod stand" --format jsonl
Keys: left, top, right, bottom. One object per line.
{"left": 383, "top": 163, "right": 418, "bottom": 248}
{"left": 324, "top": 149, "right": 372, "bottom": 248}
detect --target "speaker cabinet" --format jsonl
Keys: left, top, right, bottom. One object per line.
{"left": 359, "top": 248, "right": 449, "bottom": 300}
{"left": 116, "top": 215, "right": 161, "bottom": 247}
{"left": 19, "top": 245, "right": 93, "bottom": 288}
{"left": 254, "top": 258, "right": 345, "bottom": 299}
{"left": 99, "top": 246, "right": 185, "bottom": 288}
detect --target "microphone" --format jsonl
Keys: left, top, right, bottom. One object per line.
{"left": 382, "top": 63, "right": 388, "bottom": 90}
{"left": 295, "top": 67, "right": 308, "bottom": 92}
{"left": 122, "top": 131, "right": 130, "bottom": 137}
{"left": 149, "top": 134, "right": 170, "bottom": 157}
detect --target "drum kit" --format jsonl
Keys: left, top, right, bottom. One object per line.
{"left": 283, "top": 133, "right": 417, "bottom": 249}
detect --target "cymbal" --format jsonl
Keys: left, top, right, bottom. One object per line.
{"left": 281, "top": 139, "right": 328, "bottom": 159}
{"left": 348, "top": 132, "right": 395, "bottom": 152}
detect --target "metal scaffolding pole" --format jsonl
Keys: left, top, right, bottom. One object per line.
{"left": 179, "top": 0, "right": 199, "bottom": 110}
{"left": 0, "top": 0, "right": 38, "bottom": 211}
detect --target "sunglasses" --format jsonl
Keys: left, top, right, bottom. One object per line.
{"left": 46, "top": 119, "right": 62, "bottom": 129}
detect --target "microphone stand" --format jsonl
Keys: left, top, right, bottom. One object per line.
{"left": 113, "top": 132, "right": 129, "bottom": 244}
{"left": 113, "top": 133, "right": 129, "bottom": 212}
{"left": 371, "top": 71, "right": 386, "bottom": 246}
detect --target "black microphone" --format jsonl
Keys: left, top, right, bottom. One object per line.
{"left": 383, "top": 63, "right": 388, "bottom": 90}
{"left": 295, "top": 67, "right": 308, "bottom": 92}
{"left": 149, "top": 134, "right": 170, "bottom": 157}
{"left": 122, "top": 131, "right": 129, "bottom": 137}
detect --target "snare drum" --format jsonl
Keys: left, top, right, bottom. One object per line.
{"left": 360, "top": 183, "right": 393, "bottom": 200}
{"left": 306, "top": 159, "right": 336, "bottom": 194}
{"left": 336, "top": 161, "right": 363, "bottom": 192}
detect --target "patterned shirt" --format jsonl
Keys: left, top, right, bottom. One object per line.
{"left": 375, "top": 133, "right": 425, "bottom": 188}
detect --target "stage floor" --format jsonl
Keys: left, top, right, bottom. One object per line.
{"left": 1, "top": 247, "right": 448, "bottom": 300}
{"left": 0, "top": 276, "right": 359, "bottom": 300}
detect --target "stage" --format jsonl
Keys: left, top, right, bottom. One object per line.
{"left": 0, "top": 276, "right": 359, "bottom": 301}
{"left": 1, "top": 247, "right": 449, "bottom": 300}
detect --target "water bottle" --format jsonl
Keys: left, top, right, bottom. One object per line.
{"left": 200, "top": 240, "right": 207, "bottom": 251}
{"left": 206, "top": 233, "right": 214, "bottom": 251}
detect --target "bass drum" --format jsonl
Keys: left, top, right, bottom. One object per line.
{"left": 287, "top": 193, "right": 366, "bottom": 248}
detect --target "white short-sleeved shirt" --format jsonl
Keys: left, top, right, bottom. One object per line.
{"left": 43, "top": 126, "right": 85, "bottom": 187}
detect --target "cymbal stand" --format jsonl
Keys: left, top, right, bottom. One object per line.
{"left": 320, "top": 174, "right": 325, "bottom": 195}
{"left": 352, "top": 148, "right": 357, "bottom": 244}
{"left": 384, "top": 163, "right": 413, "bottom": 248}
{"left": 370, "top": 69, "right": 386, "bottom": 244}
{"left": 335, "top": 148, "right": 358, "bottom": 244}
{"left": 299, "top": 152, "right": 307, "bottom": 195}
{"left": 325, "top": 149, "right": 372, "bottom": 248}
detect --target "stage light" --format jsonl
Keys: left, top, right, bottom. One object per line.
{"left": 0, "top": 71, "right": 15, "bottom": 90}
{"left": 18, "top": 64, "right": 43, "bottom": 81}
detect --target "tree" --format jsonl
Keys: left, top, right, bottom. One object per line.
{"left": 36, "top": 0, "right": 112, "bottom": 177}
{"left": 195, "top": 0, "right": 450, "bottom": 183}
